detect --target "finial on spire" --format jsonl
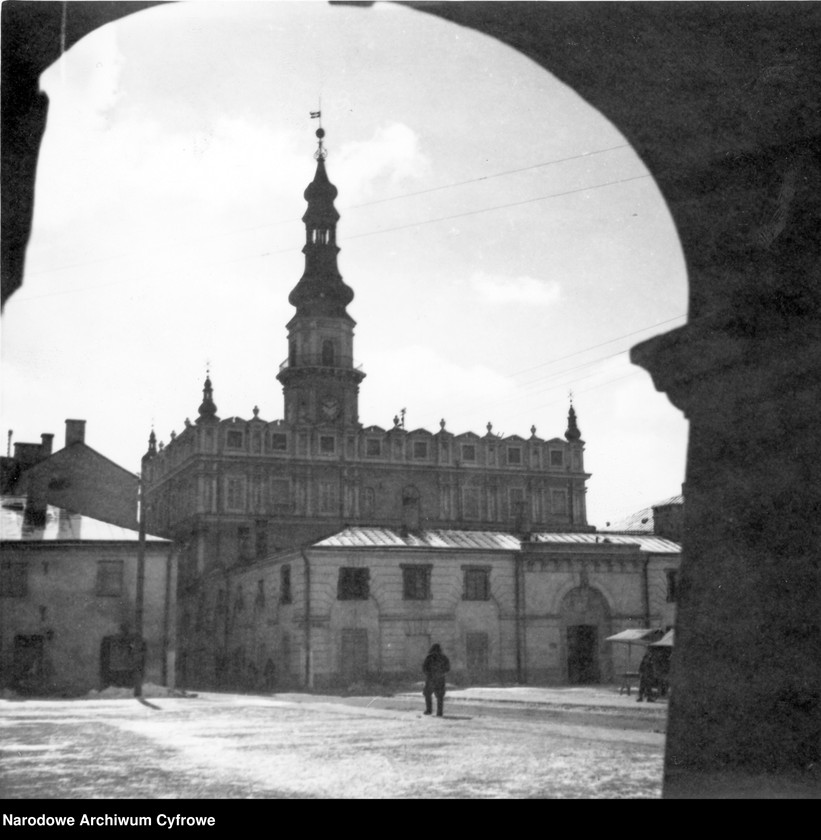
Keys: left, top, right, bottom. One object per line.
{"left": 565, "top": 400, "right": 582, "bottom": 443}
{"left": 147, "top": 428, "right": 157, "bottom": 456}
{"left": 196, "top": 370, "right": 219, "bottom": 424}
{"left": 310, "top": 106, "right": 326, "bottom": 160}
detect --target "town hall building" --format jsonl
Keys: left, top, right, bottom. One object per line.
{"left": 141, "top": 127, "right": 679, "bottom": 690}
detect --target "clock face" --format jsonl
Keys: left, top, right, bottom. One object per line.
{"left": 321, "top": 397, "right": 340, "bottom": 419}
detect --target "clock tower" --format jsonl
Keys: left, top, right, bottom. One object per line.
{"left": 277, "top": 127, "right": 365, "bottom": 428}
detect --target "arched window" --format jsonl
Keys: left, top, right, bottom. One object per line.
{"left": 321, "top": 340, "right": 335, "bottom": 366}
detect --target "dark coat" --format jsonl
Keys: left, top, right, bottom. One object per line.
{"left": 423, "top": 646, "right": 450, "bottom": 690}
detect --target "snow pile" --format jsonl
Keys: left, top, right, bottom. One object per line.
{"left": 85, "top": 683, "right": 191, "bottom": 700}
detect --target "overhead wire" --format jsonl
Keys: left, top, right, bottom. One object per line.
{"left": 23, "top": 143, "right": 637, "bottom": 280}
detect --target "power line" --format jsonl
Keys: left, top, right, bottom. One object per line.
{"left": 508, "top": 314, "right": 687, "bottom": 378}
{"left": 14, "top": 171, "right": 653, "bottom": 303}
{"left": 24, "top": 144, "right": 634, "bottom": 280}
{"left": 345, "top": 173, "right": 652, "bottom": 242}
{"left": 343, "top": 144, "right": 632, "bottom": 210}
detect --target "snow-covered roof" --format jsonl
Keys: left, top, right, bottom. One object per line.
{"left": 315, "top": 527, "right": 680, "bottom": 554}
{"left": 602, "top": 494, "right": 684, "bottom": 533}
{"left": 529, "top": 532, "right": 680, "bottom": 553}
{"left": 316, "top": 527, "right": 521, "bottom": 551}
{"left": 0, "top": 496, "right": 169, "bottom": 543}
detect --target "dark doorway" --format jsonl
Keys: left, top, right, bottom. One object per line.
{"left": 567, "top": 624, "right": 600, "bottom": 684}
{"left": 340, "top": 628, "right": 368, "bottom": 683}
{"left": 12, "top": 635, "right": 45, "bottom": 694}
{"left": 466, "top": 632, "right": 489, "bottom": 684}
{"left": 100, "top": 633, "right": 143, "bottom": 688}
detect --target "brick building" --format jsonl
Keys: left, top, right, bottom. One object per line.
{"left": 3, "top": 420, "right": 139, "bottom": 530}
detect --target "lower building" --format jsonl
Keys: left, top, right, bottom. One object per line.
{"left": 0, "top": 495, "right": 176, "bottom": 696}
{"left": 177, "top": 527, "right": 679, "bottom": 691}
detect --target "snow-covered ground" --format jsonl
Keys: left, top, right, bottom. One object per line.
{"left": 0, "top": 687, "right": 666, "bottom": 799}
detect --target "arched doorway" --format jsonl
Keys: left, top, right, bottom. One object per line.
{"left": 559, "top": 585, "right": 611, "bottom": 684}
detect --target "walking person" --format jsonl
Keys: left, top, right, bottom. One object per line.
{"left": 422, "top": 643, "right": 450, "bottom": 717}
{"left": 637, "top": 649, "right": 656, "bottom": 702}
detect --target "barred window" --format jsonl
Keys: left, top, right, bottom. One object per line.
{"left": 461, "top": 443, "right": 476, "bottom": 462}
{"left": 402, "top": 565, "right": 432, "bottom": 601}
{"left": 463, "top": 567, "right": 490, "bottom": 601}
{"left": 337, "top": 567, "right": 370, "bottom": 601}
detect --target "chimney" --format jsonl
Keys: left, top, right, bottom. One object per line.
{"left": 40, "top": 433, "right": 54, "bottom": 457}
{"left": 23, "top": 484, "right": 48, "bottom": 530}
{"left": 65, "top": 419, "right": 86, "bottom": 447}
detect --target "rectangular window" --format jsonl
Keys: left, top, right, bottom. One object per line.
{"left": 318, "top": 480, "right": 338, "bottom": 514}
{"left": 412, "top": 441, "right": 429, "bottom": 459}
{"left": 96, "top": 561, "right": 123, "bottom": 597}
{"left": 255, "top": 580, "right": 265, "bottom": 610}
{"left": 238, "top": 526, "right": 252, "bottom": 561}
{"left": 551, "top": 489, "right": 568, "bottom": 515}
{"left": 461, "top": 443, "right": 476, "bottom": 462}
{"left": 270, "top": 433, "right": 287, "bottom": 451}
{"left": 319, "top": 435, "right": 336, "bottom": 455}
{"left": 507, "top": 446, "right": 522, "bottom": 465}
{"left": 337, "top": 567, "right": 370, "bottom": 600}
{"left": 402, "top": 565, "right": 432, "bottom": 601}
{"left": 225, "top": 477, "right": 246, "bottom": 512}
{"left": 255, "top": 521, "right": 268, "bottom": 559}
{"left": 270, "top": 478, "right": 290, "bottom": 511}
{"left": 226, "top": 430, "right": 244, "bottom": 449}
{"left": 463, "top": 567, "right": 490, "bottom": 601}
{"left": 666, "top": 570, "right": 678, "bottom": 603}
{"left": 366, "top": 438, "right": 382, "bottom": 457}
{"left": 0, "top": 560, "right": 28, "bottom": 597}
{"left": 550, "top": 449, "right": 564, "bottom": 467}
{"left": 280, "top": 565, "right": 292, "bottom": 604}
{"left": 462, "top": 487, "right": 480, "bottom": 520}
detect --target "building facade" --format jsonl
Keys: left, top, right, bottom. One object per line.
{"left": 3, "top": 420, "right": 139, "bottom": 530}
{"left": 177, "top": 527, "right": 679, "bottom": 691}
{"left": 0, "top": 495, "right": 176, "bottom": 696}
{"left": 143, "top": 130, "right": 592, "bottom": 576}
{"left": 144, "top": 129, "right": 678, "bottom": 691}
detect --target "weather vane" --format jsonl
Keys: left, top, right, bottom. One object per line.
{"left": 310, "top": 102, "right": 326, "bottom": 160}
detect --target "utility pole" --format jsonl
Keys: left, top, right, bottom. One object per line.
{"left": 134, "top": 472, "right": 147, "bottom": 698}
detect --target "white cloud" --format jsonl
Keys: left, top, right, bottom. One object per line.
{"left": 334, "top": 123, "right": 431, "bottom": 203}
{"left": 471, "top": 272, "right": 562, "bottom": 306}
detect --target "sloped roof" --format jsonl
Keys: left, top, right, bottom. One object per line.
{"left": 0, "top": 496, "right": 169, "bottom": 543}
{"left": 316, "top": 527, "right": 521, "bottom": 551}
{"left": 315, "top": 527, "right": 679, "bottom": 554}
{"left": 528, "top": 532, "right": 680, "bottom": 553}
{"left": 602, "top": 494, "right": 684, "bottom": 533}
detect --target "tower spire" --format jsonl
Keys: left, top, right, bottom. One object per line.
{"left": 196, "top": 370, "right": 219, "bottom": 424}
{"left": 565, "top": 397, "right": 582, "bottom": 443}
{"left": 287, "top": 124, "right": 354, "bottom": 320}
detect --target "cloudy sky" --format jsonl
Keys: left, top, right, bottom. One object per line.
{"left": 1, "top": 1, "right": 689, "bottom": 527}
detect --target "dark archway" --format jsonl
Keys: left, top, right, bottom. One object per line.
{"left": 2, "top": 1, "right": 819, "bottom": 798}
{"left": 559, "top": 585, "right": 611, "bottom": 684}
